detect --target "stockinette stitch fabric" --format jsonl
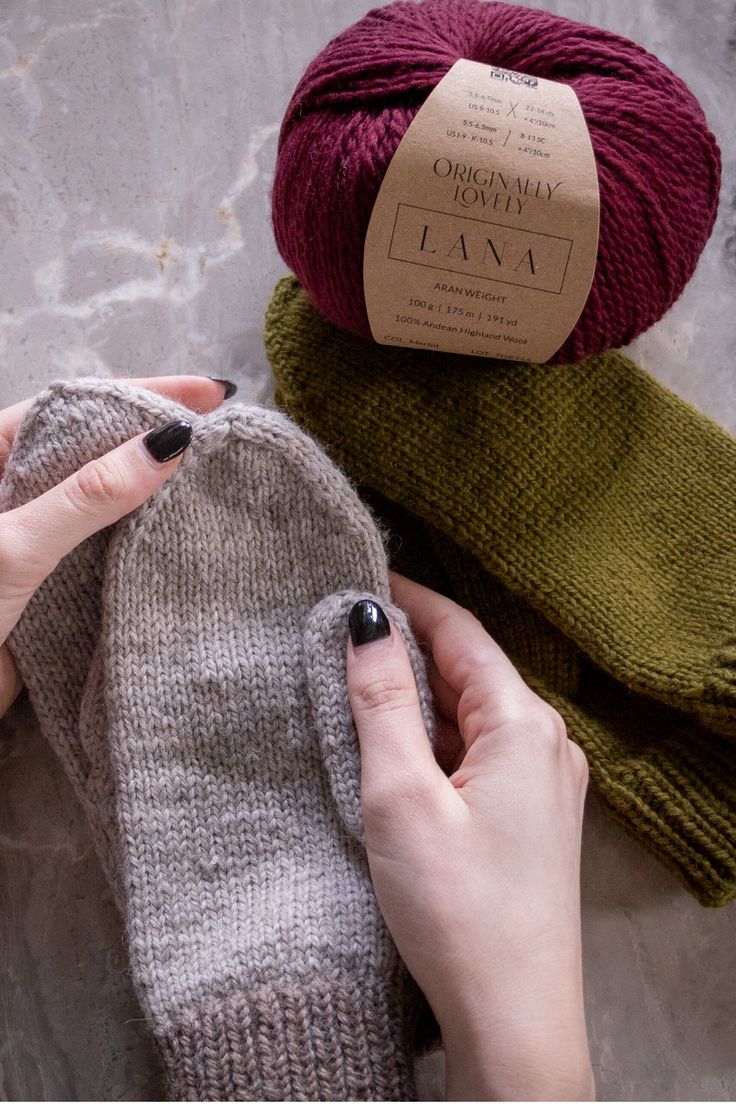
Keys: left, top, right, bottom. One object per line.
{"left": 271, "top": 0, "right": 721, "bottom": 363}
{"left": 264, "top": 274, "right": 736, "bottom": 907}
{"left": 1, "top": 378, "right": 438, "bottom": 1102}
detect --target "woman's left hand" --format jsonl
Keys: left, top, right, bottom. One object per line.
{"left": 0, "top": 375, "right": 230, "bottom": 718}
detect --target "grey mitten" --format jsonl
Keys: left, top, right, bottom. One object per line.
{"left": 2, "top": 380, "right": 436, "bottom": 1101}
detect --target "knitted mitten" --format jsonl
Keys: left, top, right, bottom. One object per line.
{"left": 264, "top": 275, "right": 736, "bottom": 907}
{"left": 2, "top": 379, "right": 436, "bottom": 1101}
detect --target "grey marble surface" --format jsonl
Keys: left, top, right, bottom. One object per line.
{"left": 0, "top": 0, "right": 735, "bottom": 1100}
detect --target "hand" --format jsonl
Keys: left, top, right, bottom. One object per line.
{"left": 346, "top": 572, "right": 594, "bottom": 1102}
{"left": 0, "top": 375, "right": 232, "bottom": 719}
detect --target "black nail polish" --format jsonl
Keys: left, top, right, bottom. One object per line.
{"left": 349, "top": 599, "right": 391, "bottom": 646}
{"left": 143, "top": 420, "right": 193, "bottom": 463}
{"left": 208, "top": 377, "right": 238, "bottom": 400}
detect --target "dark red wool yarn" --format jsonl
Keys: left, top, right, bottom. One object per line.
{"left": 271, "top": 0, "right": 721, "bottom": 363}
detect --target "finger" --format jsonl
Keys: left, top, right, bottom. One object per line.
{"left": 0, "top": 399, "right": 31, "bottom": 474}
{"left": 426, "top": 653, "right": 460, "bottom": 721}
{"left": 140, "top": 374, "right": 236, "bottom": 412}
{"left": 424, "top": 655, "right": 465, "bottom": 769}
{"left": 346, "top": 598, "right": 452, "bottom": 834}
{"left": 0, "top": 420, "right": 192, "bottom": 638}
{"left": 389, "top": 570, "right": 536, "bottom": 749}
{"left": 0, "top": 375, "right": 233, "bottom": 476}
{"left": 389, "top": 571, "right": 527, "bottom": 694}
{"left": 351, "top": 592, "right": 464, "bottom": 776}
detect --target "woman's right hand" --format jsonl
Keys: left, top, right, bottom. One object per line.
{"left": 346, "top": 573, "right": 594, "bottom": 1101}
{"left": 0, "top": 375, "right": 233, "bottom": 719}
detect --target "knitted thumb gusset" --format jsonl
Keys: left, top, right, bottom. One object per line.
{"left": 264, "top": 275, "right": 736, "bottom": 907}
{"left": 1, "top": 378, "right": 437, "bottom": 1101}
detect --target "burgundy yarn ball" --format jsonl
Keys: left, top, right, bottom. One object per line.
{"left": 271, "top": 0, "right": 721, "bottom": 363}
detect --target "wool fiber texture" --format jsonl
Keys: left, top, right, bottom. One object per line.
{"left": 272, "top": 0, "right": 720, "bottom": 363}
{"left": 1, "top": 378, "right": 437, "bottom": 1101}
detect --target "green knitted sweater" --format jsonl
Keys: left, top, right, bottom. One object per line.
{"left": 264, "top": 274, "right": 736, "bottom": 908}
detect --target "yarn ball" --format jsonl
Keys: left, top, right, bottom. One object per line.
{"left": 271, "top": 0, "right": 721, "bottom": 364}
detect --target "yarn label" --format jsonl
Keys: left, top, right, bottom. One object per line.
{"left": 363, "top": 59, "right": 599, "bottom": 362}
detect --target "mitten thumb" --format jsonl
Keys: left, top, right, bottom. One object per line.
{"left": 346, "top": 597, "right": 448, "bottom": 838}
{"left": 303, "top": 591, "right": 440, "bottom": 843}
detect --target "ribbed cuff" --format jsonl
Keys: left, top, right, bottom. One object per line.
{"left": 157, "top": 973, "right": 419, "bottom": 1101}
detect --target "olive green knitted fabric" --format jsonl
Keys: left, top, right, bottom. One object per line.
{"left": 264, "top": 274, "right": 736, "bottom": 908}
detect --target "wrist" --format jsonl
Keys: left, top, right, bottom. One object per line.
{"left": 443, "top": 1024, "right": 594, "bottom": 1101}
{"left": 437, "top": 940, "right": 593, "bottom": 1100}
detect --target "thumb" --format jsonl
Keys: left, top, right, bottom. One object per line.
{"left": 0, "top": 420, "right": 192, "bottom": 632}
{"left": 346, "top": 599, "right": 449, "bottom": 837}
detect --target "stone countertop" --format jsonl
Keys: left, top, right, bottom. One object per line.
{"left": 1, "top": 1, "right": 734, "bottom": 1099}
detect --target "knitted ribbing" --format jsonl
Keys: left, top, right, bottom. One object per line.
{"left": 264, "top": 275, "right": 736, "bottom": 907}
{"left": 1, "top": 379, "right": 436, "bottom": 1100}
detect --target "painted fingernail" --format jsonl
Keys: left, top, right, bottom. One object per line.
{"left": 349, "top": 599, "right": 391, "bottom": 646}
{"left": 208, "top": 377, "right": 238, "bottom": 399}
{"left": 143, "top": 420, "right": 193, "bottom": 463}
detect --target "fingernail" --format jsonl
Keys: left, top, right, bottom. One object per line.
{"left": 349, "top": 599, "right": 391, "bottom": 646}
{"left": 143, "top": 419, "right": 193, "bottom": 463}
{"left": 208, "top": 377, "right": 238, "bottom": 400}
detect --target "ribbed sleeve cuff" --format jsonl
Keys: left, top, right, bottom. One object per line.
{"left": 157, "top": 973, "right": 419, "bottom": 1101}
